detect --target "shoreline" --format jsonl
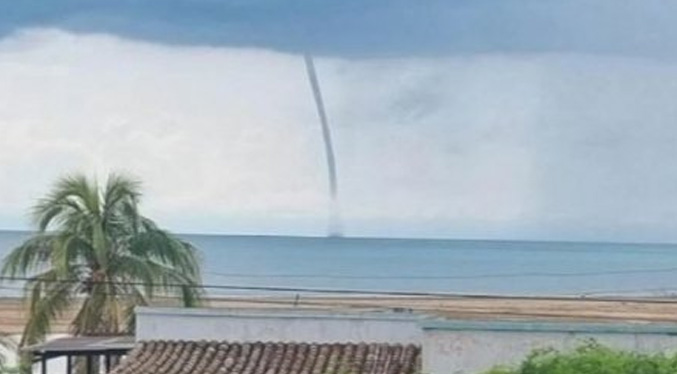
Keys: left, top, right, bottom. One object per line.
{"left": 4, "top": 294, "right": 677, "bottom": 335}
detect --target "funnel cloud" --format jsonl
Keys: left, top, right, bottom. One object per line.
{"left": 304, "top": 54, "right": 342, "bottom": 236}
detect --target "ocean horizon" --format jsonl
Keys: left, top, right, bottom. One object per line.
{"left": 2, "top": 229, "right": 677, "bottom": 297}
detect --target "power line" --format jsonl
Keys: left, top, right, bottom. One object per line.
{"left": 0, "top": 275, "right": 485, "bottom": 297}
{"left": 208, "top": 266, "right": 677, "bottom": 280}
{"left": 3, "top": 275, "right": 677, "bottom": 304}
{"left": 0, "top": 286, "right": 401, "bottom": 311}
{"left": 580, "top": 287, "right": 677, "bottom": 296}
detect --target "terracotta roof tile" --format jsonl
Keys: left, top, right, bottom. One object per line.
{"left": 112, "top": 341, "right": 420, "bottom": 374}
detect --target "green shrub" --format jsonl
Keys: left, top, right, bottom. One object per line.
{"left": 0, "top": 367, "right": 20, "bottom": 374}
{"left": 484, "top": 340, "right": 677, "bottom": 374}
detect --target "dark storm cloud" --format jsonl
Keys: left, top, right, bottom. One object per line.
{"left": 1, "top": 1, "right": 677, "bottom": 59}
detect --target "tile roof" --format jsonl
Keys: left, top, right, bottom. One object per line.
{"left": 25, "top": 336, "right": 135, "bottom": 354}
{"left": 112, "top": 341, "right": 421, "bottom": 374}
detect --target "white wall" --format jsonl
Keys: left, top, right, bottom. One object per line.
{"left": 422, "top": 321, "right": 677, "bottom": 374}
{"left": 135, "top": 307, "right": 422, "bottom": 344}
{"left": 134, "top": 307, "right": 677, "bottom": 374}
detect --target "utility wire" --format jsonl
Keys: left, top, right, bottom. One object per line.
{"left": 0, "top": 275, "right": 491, "bottom": 297}
{"left": 580, "top": 287, "right": 677, "bottom": 296}
{"left": 208, "top": 266, "right": 677, "bottom": 280}
{"left": 3, "top": 275, "right": 677, "bottom": 304}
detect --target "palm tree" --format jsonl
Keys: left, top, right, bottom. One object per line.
{"left": 1, "top": 173, "right": 202, "bottom": 347}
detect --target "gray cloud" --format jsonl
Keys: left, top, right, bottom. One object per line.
{"left": 2, "top": 30, "right": 677, "bottom": 242}
{"left": 1, "top": 1, "right": 677, "bottom": 59}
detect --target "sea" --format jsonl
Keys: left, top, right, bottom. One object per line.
{"left": 2, "top": 230, "right": 677, "bottom": 297}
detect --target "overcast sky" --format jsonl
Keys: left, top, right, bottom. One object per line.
{"left": 2, "top": 1, "right": 677, "bottom": 242}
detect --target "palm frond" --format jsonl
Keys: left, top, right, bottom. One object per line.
{"left": 50, "top": 234, "right": 93, "bottom": 278}
{"left": 20, "top": 270, "right": 75, "bottom": 346}
{"left": 102, "top": 174, "right": 141, "bottom": 220}
{"left": 71, "top": 282, "right": 122, "bottom": 335}
{"left": 128, "top": 230, "right": 201, "bottom": 281}
{"left": 108, "top": 255, "right": 155, "bottom": 299}
{"left": 32, "top": 175, "right": 99, "bottom": 232}
{"left": 1, "top": 234, "right": 56, "bottom": 278}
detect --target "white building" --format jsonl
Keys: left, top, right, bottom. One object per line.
{"left": 133, "top": 307, "right": 677, "bottom": 374}
{"left": 20, "top": 307, "right": 677, "bottom": 374}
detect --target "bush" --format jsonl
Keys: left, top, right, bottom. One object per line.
{"left": 0, "top": 367, "right": 20, "bottom": 374}
{"left": 484, "top": 340, "right": 677, "bottom": 374}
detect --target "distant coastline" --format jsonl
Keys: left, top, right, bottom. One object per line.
{"left": 4, "top": 228, "right": 677, "bottom": 247}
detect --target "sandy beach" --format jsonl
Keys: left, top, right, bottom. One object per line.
{"left": 4, "top": 295, "right": 677, "bottom": 335}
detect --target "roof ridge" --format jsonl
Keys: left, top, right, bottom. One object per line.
{"left": 136, "top": 339, "right": 420, "bottom": 346}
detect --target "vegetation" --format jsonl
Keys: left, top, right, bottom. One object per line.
{"left": 485, "top": 340, "right": 677, "bottom": 374}
{"left": 1, "top": 174, "right": 203, "bottom": 347}
{"left": 0, "top": 337, "right": 9, "bottom": 372}
{"left": 0, "top": 335, "right": 18, "bottom": 374}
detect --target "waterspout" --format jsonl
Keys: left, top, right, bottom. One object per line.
{"left": 304, "top": 54, "right": 343, "bottom": 237}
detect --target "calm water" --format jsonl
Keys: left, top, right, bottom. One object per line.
{"left": 2, "top": 230, "right": 677, "bottom": 297}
